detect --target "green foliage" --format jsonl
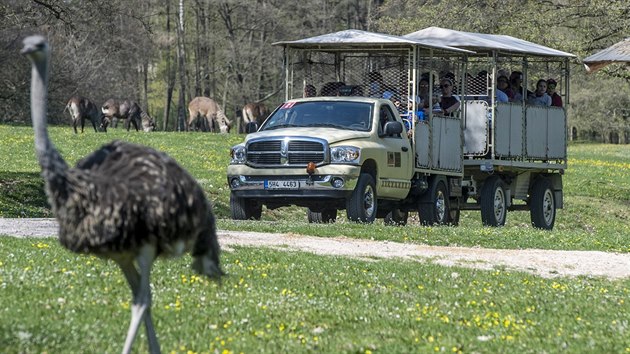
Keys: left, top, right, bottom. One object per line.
{"left": 377, "top": 0, "right": 630, "bottom": 140}
{"left": 1, "top": 238, "right": 630, "bottom": 353}
{"left": 1, "top": 125, "right": 629, "bottom": 253}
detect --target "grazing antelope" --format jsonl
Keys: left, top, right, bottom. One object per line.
{"left": 64, "top": 96, "right": 102, "bottom": 134}
{"left": 187, "top": 97, "right": 232, "bottom": 133}
{"left": 101, "top": 99, "right": 153, "bottom": 132}
{"left": 240, "top": 102, "right": 269, "bottom": 133}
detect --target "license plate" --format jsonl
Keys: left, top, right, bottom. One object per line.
{"left": 264, "top": 180, "right": 300, "bottom": 190}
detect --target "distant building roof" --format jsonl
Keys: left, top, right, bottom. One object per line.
{"left": 583, "top": 38, "right": 630, "bottom": 73}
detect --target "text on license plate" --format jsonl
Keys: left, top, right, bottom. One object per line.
{"left": 264, "top": 180, "right": 300, "bottom": 189}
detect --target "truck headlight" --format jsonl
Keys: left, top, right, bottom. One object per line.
{"left": 331, "top": 146, "right": 360, "bottom": 164}
{"left": 230, "top": 145, "right": 247, "bottom": 164}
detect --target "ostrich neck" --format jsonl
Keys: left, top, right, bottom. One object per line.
{"left": 30, "top": 58, "right": 69, "bottom": 202}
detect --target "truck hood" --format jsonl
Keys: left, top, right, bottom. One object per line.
{"left": 244, "top": 127, "right": 372, "bottom": 145}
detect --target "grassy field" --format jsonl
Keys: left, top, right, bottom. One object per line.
{"left": 1, "top": 125, "right": 628, "bottom": 252}
{"left": 0, "top": 125, "right": 629, "bottom": 353}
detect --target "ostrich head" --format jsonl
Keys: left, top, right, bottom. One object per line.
{"left": 21, "top": 35, "right": 49, "bottom": 69}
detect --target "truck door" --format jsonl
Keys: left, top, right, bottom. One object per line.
{"left": 377, "top": 103, "right": 413, "bottom": 199}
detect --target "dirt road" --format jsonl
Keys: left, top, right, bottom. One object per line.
{"left": 2, "top": 218, "right": 629, "bottom": 279}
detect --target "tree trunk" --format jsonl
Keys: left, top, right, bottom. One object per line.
{"left": 176, "top": 0, "right": 187, "bottom": 131}
{"left": 163, "top": 0, "right": 175, "bottom": 131}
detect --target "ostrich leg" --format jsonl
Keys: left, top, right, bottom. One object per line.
{"left": 119, "top": 245, "right": 160, "bottom": 354}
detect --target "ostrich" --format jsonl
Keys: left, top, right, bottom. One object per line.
{"left": 22, "top": 35, "right": 223, "bottom": 354}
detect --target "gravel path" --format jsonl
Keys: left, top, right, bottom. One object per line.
{"left": 2, "top": 218, "right": 630, "bottom": 279}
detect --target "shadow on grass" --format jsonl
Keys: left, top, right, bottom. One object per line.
{"left": 0, "top": 171, "right": 51, "bottom": 218}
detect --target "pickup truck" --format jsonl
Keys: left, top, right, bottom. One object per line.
{"left": 227, "top": 96, "right": 459, "bottom": 224}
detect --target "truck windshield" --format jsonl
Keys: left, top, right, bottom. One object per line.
{"left": 261, "top": 101, "right": 373, "bottom": 132}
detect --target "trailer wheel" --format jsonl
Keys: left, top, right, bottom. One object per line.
{"left": 418, "top": 180, "right": 449, "bottom": 225}
{"left": 530, "top": 178, "right": 556, "bottom": 230}
{"left": 230, "top": 193, "right": 262, "bottom": 220}
{"left": 384, "top": 209, "right": 408, "bottom": 226}
{"left": 346, "top": 173, "right": 377, "bottom": 223}
{"left": 307, "top": 208, "right": 337, "bottom": 223}
{"left": 480, "top": 176, "right": 507, "bottom": 227}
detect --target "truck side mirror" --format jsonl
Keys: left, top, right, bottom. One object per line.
{"left": 380, "top": 121, "right": 403, "bottom": 137}
{"left": 245, "top": 122, "right": 259, "bottom": 134}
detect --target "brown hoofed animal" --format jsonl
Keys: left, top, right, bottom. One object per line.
{"left": 101, "top": 99, "right": 153, "bottom": 132}
{"left": 187, "top": 97, "right": 232, "bottom": 133}
{"left": 64, "top": 96, "right": 102, "bottom": 134}
{"left": 240, "top": 102, "right": 269, "bottom": 133}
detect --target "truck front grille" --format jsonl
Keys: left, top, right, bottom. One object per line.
{"left": 246, "top": 137, "right": 328, "bottom": 167}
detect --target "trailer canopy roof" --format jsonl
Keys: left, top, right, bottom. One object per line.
{"left": 583, "top": 38, "right": 630, "bottom": 73}
{"left": 404, "top": 27, "right": 575, "bottom": 58}
{"left": 273, "top": 29, "right": 474, "bottom": 54}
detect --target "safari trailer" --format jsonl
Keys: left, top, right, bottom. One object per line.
{"left": 226, "top": 28, "right": 575, "bottom": 230}
{"left": 404, "top": 27, "right": 575, "bottom": 229}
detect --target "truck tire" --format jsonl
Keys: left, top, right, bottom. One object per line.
{"left": 346, "top": 173, "right": 377, "bottom": 223}
{"left": 480, "top": 176, "right": 507, "bottom": 227}
{"left": 530, "top": 177, "right": 556, "bottom": 230}
{"left": 230, "top": 193, "right": 262, "bottom": 220}
{"left": 384, "top": 209, "right": 408, "bottom": 226}
{"left": 307, "top": 208, "right": 337, "bottom": 223}
{"left": 418, "top": 180, "right": 449, "bottom": 225}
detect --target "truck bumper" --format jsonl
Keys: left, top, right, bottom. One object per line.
{"left": 227, "top": 164, "right": 360, "bottom": 200}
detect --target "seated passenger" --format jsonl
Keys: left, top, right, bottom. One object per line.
{"left": 417, "top": 77, "right": 430, "bottom": 107}
{"left": 368, "top": 71, "right": 385, "bottom": 97}
{"left": 320, "top": 81, "right": 345, "bottom": 96}
{"left": 497, "top": 75, "right": 513, "bottom": 101}
{"left": 546, "top": 78, "right": 563, "bottom": 107}
{"left": 304, "top": 84, "right": 317, "bottom": 97}
{"left": 425, "top": 78, "right": 460, "bottom": 116}
{"left": 527, "top": 79, "right": 552, "bottom": 106}
{"left": 509, "top": 71, "right": 531, "bottom": 102}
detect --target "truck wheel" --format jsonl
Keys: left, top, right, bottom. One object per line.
{"left": 530, "top": 178, "right": 556, "bottom": 230}
{"left": 418, "top": 180, "right": 449, "bottom": 225}
{"left": 384, "top": 209, "right": 408, "bottom": 226}
{"left": 346, "top": 173, "right": 377, "bottom": 223}
{"left": 307, "top": 208, "right": 337, "bottom": 223}
{"left": 480, "top": 176, "right": 507, "bottom": 227}
{"left": 230, "top": 193, "right": 262, "bottom": 220}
